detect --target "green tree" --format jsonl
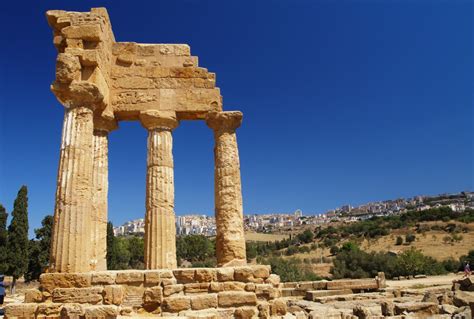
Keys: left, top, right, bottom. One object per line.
{"left": 6, "top": 186, "right": 29, "bottom": 292}
{"left": 176, "top": 235, "right": 215, "bottom": 263}
{"left": 106, "top": 222, "right": 115, "bottom": 269}
{"left": 110, "top": 237, "right": 131, "bottom": 270}
{"left": 127, "top": 236, "right": 144, "bottom": 269}
{"left": 297, "top": 229, "right": 314, "bottom": 243}
{"left": 0, "top": 204, "right": 8, "bottom": 274}
{"left": 26, "top": 215, "right": 53, "bottom": 281}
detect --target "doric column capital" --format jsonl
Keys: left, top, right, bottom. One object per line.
{"left": 94, "top": 114, "right": 118, "bottom": 133}
{"left": 139, "top": 110, "right": 179, "bottom": 131}
{"left": 206, "top": 111, "right": 243, "bottom": 133}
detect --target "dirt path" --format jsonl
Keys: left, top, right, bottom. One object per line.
{"left": 386, "top": 273, "right": 463, "bottom": 288}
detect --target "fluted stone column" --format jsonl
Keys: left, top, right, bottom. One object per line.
{"left": 90, "top": 117, "right": 117, "bottom": 271}
{"left": 206, "top": 111, "right": 247, "bottom": 267}
{"left": 50, "top": 106, "right": 95, "bottom": 273}
{"left": 140, "top": 111, "right": 179, "bottom": 269}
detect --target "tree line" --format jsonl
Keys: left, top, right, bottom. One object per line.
{"left": 0, "top": 186, "right": 38, "bottom": 292}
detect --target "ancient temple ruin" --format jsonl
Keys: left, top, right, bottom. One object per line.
{"left": 5, "top": 8, "right": 393, "bottom": 318}
{"left": 46, "top": 7, "right": 247, "bottom": 273}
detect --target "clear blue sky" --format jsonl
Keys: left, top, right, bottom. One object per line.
{"left": 0, "top": 0, "right": 472, "bottom": 234}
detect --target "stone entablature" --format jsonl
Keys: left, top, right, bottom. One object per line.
{"left": 5, "top": 266, "right": 286, "bottom": 318}
{"left": 47, "top": 8, "right": 221, "bottom": 121}
{"left": 46, "top": 7, "right": 247, "bottom": 273}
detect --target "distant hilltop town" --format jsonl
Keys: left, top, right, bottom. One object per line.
{"left": 113, "top": 191, "right": 473, "bottom": 236}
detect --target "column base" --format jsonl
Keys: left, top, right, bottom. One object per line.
{"left": 219, "top": 258, "right": 247, "bottom": 268}
{"left": 5, "top": 266, "right": 285, "bottom": 318}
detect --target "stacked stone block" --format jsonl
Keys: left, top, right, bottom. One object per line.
{"left": 5, "top": 266, "right": 287, "bottom": 318}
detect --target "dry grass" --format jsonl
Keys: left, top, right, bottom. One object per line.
{"left": 245, "top": 231, "right": 289, "bottom": 242}
{"left": 360, "top": 226, "right": 474, "bottom": 260}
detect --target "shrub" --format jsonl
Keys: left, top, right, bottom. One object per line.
{"left": 395, "top": 236, "right": 403, "bottom": 245}
{"left": 330, "top": 245, "right": 339, "bottom": 255}
{"left": 442, "top": 258, "right": 461, "bottom": 273}
{"left": 263, "top": 257, "right": 321, "bottom": 282}
{"left": 297, "top": 229, "right": 314, "bottom": 243}
{"left": 405, "top": 233, "right": 416, "bottom": 244}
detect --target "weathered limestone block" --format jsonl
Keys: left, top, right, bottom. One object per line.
{"left": 257, "top": 301, "right": 270, "bottom": 318}
{"left": 36, "top": 303, "right": 62, "bottom": 317}
{"left": 206, "top": 111, "right": 246, "bottom": 267}
{"left": 91, "top": 271, "right": 117, "bottom": 285}
{"left": 394, "top": 302, "right": 439, "bottom": 316}
{"left": 184, "top": 282, "right": 210, "bottom": 294}
{"left": 83, "top": 305, "right": 119, "bottom": 318}
{"left": 234, "top": 267, "right": 255, "bottom": 283}
{"left": 312, "top": 281, "right": 327, "bottom": 290}
{"left": 223, "top": 281, "right": 246, "bottom": 291}
{"left": 4, "top": 303, "right": 38, "bottom": 318}
{"left": 24, "top": 289, "right": 43, "bottom": 303}
{"left": 164, "top": 284, "right": 184, "bottom": 297}
{"left": 195, "top": 268, "right": 217, "bottom": 282}
{"left": 52, "top": 287, "right": 103, "bottom": 304}
{"left": 104, "top": 285, "right": 124, "bottom": 305}
{"left": 116, "top": 270, "right": 144, "bottom": 284}
{"left": 245, "top": 283, "right": 256, "bottom": 292}
{"left": 270, "top": 299, "right": 287, "bottom": 316}
{"left": 218, "top": 291, "right": 257, "bottom": 307}
{"left": 120, "top": 306, "right": 134, "bottom": 316}
{"left": 209, "top": 282, "right": 223, "bottom": 293}
{"left": 173, "top": 269, "right": 196, "bottom": 283}
{"left": 40, "top": 273, "right": 92, "bottom": 292}
{"left": 255, "top": 284, "right": 280, "bottom": 299}
{"left": 453, "top": 291, "right": 474, "bottom": 313}
{"left": 251, "top": 265, "right": 270, "bottom": 279}
{"left": 56, "top": 53, "right": 81, "bottom": 83}
{"left": 217, "top": 267, "right": 234, "bottom": 282}
{"left": 191, "top": 294, "right": 218, "bottom": 310}
{"left": 159, "top": 269, "right": 174, "bottom": 278}
{"left": 327, "top": 279, "right": 378, "bottom": 291}
{"left": 265, "top": 274, "right": 281, "bottom": 287}
{"left": 298, "top": 282, "right": 315, "bottom": 290}
{"left": 62, "top": 24, "right": 103, "bottom": 41}
{"left": 60, "top": 303, "right": 85, "bottom": 317}
{"left": 141, "top": 110, "right": 179, "bottom": 270}
{"left": 306, "top": 289, "right": 353, "bottom": 301}
{"left": 144, "top": 270, "right": 161, "bottom": 285}
{"left": 143, "top": 286, "right": 163, "bottom": 310}
{"left": 234, "top": 306, "right": 258, "bottom": 319}
{"left": 179, "top": 309, "right": 220, "bottom": 319}
{"left": 162, "top": 296, "right": 191, "bottom": 313}
{"left": 381, "top": 301, "right": 395, "bottom": 316}
{"left": 162, "top": 278, "right": 178, "bottom": 286}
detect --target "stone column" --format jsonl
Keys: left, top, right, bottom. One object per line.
{"left": 90, "top": 117, "right": 117, "bottom": 271}
{"left": 206, "top": 111, "right": 247, "bottom": 267}
{"left": 50, "top": 106, "right": 95, "bottom": 273}
{"left": 140, "top": 111, "right": 179, "bottom": 269}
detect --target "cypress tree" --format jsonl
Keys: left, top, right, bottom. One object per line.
{"left": 106, "top": 221, "right": 115, "bottom": 269}
{"left": 0, "top": 204, "right": 8, "bottom": 274}
{"left": 7, "top": 186, "right": 29, "bottom": 292}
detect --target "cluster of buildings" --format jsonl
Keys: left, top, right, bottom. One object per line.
{"left": 113, "top": 192, "right": 474, "bottom": 236}
{"left": 328, "top": 191, "right": 473, "bottom": 222}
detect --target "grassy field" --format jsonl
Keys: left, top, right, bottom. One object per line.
{"left": 245, "top": 231, "right": 289, "bottom": 242}
{"left": 360, "top": 226, "right": 474, "bottom": 260}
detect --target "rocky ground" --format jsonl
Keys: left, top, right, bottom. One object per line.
{"left": 281, "top": 275, "right": 473, "bottom": 319}
{"left": 1, "top": 275, "right": 473, "bottom": 318}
